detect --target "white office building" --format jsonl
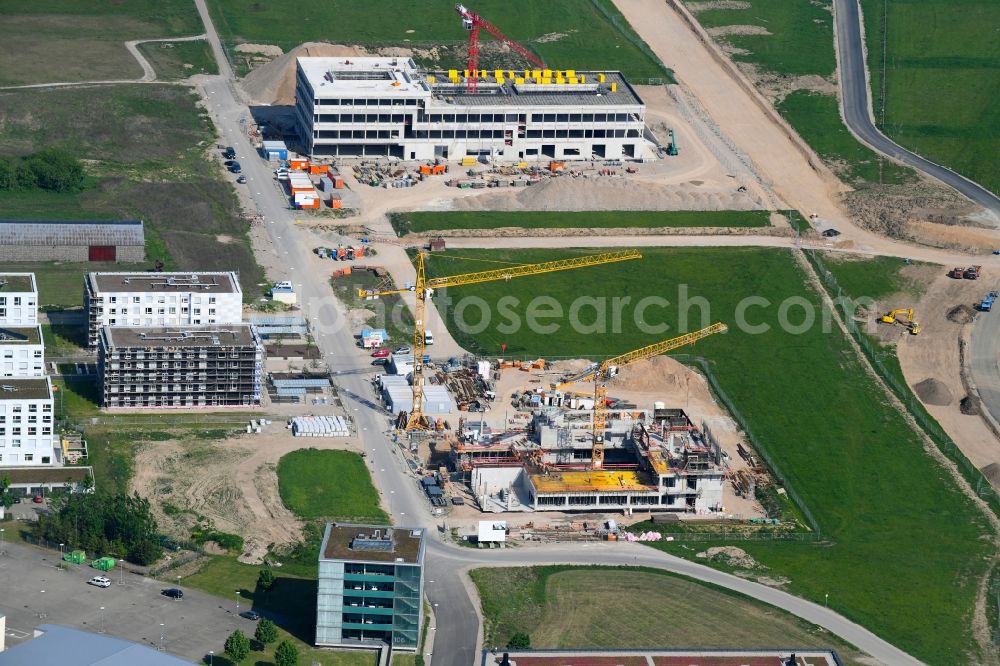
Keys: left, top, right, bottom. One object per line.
{"left": 0, "top": 274, "right": 38, "bottom": 327}
{"left": 295, "top": 57, "right": 654, "bottom": 162}
{"left": 84, "top": 272, "right": 243, "bottom": 348}
{"left": 0, "top": 326, "right": 44, "bottom": 378}
{"left": 0, "top": 378, "right": 56, "bottom": 467}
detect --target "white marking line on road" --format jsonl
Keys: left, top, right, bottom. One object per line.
{"left": 6, "top": 628, "right": 30, "bottom": 639}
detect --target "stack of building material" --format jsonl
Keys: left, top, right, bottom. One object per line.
{"left": 291, "top": 416, "right": 350, "bottom": 437}
{"left": 288, "top": 172, "right": 320, "bottom": 209}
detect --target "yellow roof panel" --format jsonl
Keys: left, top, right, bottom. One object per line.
{"left": 530, "top": 470, "right": 656, "bottom": 494}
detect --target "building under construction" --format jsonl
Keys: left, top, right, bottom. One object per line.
{"left": 97, "top": 325, "right": 264, "bottom": 409}
{"left": 455, "top": 404, "right": 726, "bottom": 514}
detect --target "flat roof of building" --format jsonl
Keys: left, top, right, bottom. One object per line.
{"left": 482, "top": 649, "right": 841, "bottom": 666}
{"left": 0, "top": 219, "right": 144, "bottom": 247}
{"left": 428, "top": 71, "right": 642, "bottom": 107}
{"left": 0, "top": 467, "right": 92, "bottom": 485}
{"left": 0, "top": 378, "right": 51, "bottom": 400}
{"left": 87, "top": 271, "right": 240, "bottom": 295}
{"left": 530, "top": 469, "right": 656, "bottom": 494}
{"left": 0, "top": 624, "right": 191, "bottom": 666}
{"left": 101, "top": 325, "right": 259, "bottom": 349}
{"left": 321, "top": 523, "right": 424, "bottom": 564}
{"left": 0, "top": 326, "right": 41, "bottom": 344}
{"left": 298, "top": 56, "right": 425, "bottom": 96}
{"left": 0, "top": 273, "right": 35, "bottom": 292}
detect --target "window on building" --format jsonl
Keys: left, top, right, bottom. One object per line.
{"left": 13, "top": 297, "right": 20, "bottom": 306}
{"left": 24, "top": 454, "right": 33, "bottom": 462}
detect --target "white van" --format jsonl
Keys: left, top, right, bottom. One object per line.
{"left": 424, "top": 330, "right": 434, "bottom": 345}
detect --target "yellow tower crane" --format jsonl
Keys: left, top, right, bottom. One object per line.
{"left": 554, "top": 322, "right": 728, "bottom": 469}
{"left": 359, "top": 249, "right": 643, "bottom": 430}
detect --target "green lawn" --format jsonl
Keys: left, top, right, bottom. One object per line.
{"left": 277, "top": 449, "right": 388, "bottom": 523}
{"left": 814, "top": 254, "right": 921, "bottom": 303}
{"left": 207, "top": 0, "right": 669, "bottom": 82}
{"left": 0, "top": 85, "right": 264, "bottom": 298}
{"left": 685, "top": 0, "right": 915, "bottom": 187}
{"left": 390, "top": 210, "right": 773, "bottom": 235}
{"left": 472, "top": 566, "right": 868, "bottom": 662}
{"left": 423, "top": 247, "right": 993, "bottom": 664}
{"left": 138, "top": 39, "right": 219, "bottom": 80}
{"left": 859, "top": 0, "right": 1000, "bottom": 196}
{"left": 331, "top": 271, "right": 414, "bottom": 349}
{"left": 0, "top": 0, "right": 203, "bottom": 85}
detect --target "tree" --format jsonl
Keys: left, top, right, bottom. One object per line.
{"left": 254, "top": 618, "right": 278, "bottom": 646}
{"left": 0, "top": 475, "right": 12, "bottom": 509}
{"left": 224, "top": 629, "right": 251, "bottom": 662}
{"left": 257, "top": 567, "right": 275, "bottom": 592}
{"left": 507, "top": 632, "right": 531, "bottom": 648}
{"left": 274, "top": 640, "right": 298, "bottom": 666}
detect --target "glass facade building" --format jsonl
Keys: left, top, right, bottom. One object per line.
{"left": 316, "top": 524, "right": 425, "bottom": 650}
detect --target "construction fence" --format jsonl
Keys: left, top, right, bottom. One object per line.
{"left": 803, "top": 249, "right": 1000, "bottom": 518}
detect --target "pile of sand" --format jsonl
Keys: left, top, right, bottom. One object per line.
{"left": 607, "top": 356, "right": 692, "bottom": 394}
{"left": 696, "top": 546, "right": 761, "bottom": 569}
{"left": 914, "top": 377, "right": 953, "bottom": 406}
{"left": 947, "top": 304, "right": 976, "bottom": 324}
{"left": 241, "top": 42, "right": 371, "bottom": 105}
{"left": 960, "top": 395, "right": 982, "bottom": 415}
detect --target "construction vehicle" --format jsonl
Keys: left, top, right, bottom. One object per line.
{"left": 980, "top": 291, "right": 998, "bottom": 312}
{"left": 666, "top": 129, "right": 679, "bottom": 156}
{"left": 554, "top": 323, "right": 728, "bottom": 469}
{"left": 966, "top": 265, "right": 983, "bottom": 280}
{"left": 359, "top": 249, "right": 643, "bottom": 429}
{"left": 880, "top": 307, "right": 921, "bottom": 334}
{"left": 455, "top": 4, "right": 546, "bottom": 93}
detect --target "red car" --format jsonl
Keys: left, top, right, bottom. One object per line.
{"left": 371, "top": 348, "right": 390, "bottom": 358}
{"left": 32, "top": 495, "right": 43, "bottom": 504}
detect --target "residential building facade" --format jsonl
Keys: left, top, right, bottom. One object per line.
{"left": 97, "top": 325, "right": 264, "bottom": 409}
{"left": 0, "top": 326, "right": 44, "bottom": 378}
{"left": 296, "top": 57, "right": 652, "bottom": 162}
{"left": 0, "top": 274, "right": 38, "bottom": 327}
{"left": 316, "top": 524, "right": 425, "bottom": 651}
{"left": 84, "top": 272, "right": 243, "bottom": 348}
{"left": 0, "top": 378, "right": 56, "bottom": 467}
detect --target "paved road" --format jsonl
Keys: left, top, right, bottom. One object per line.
{"left": 969, "top": 310, "right": 1000, "bottom": 428}
{"left": 185, "top": 2, "right": 925, "bottom": 663}
{"left": 834, "top": 0, "right": 1000, "bottom": 222}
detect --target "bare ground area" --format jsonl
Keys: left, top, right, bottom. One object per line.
{"left": 131, "top": 427, "right": 371, "bottom": 563}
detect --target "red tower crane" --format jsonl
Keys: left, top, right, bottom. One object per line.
{"left": 455, "top": 3, "right": 547, "bottom": 93}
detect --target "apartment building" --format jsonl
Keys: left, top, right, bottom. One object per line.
{"left": 316, "top": 523, "right": 425, "bottom": 651}
{"left": 97, "top": 324, "right": 264, "bottom": 409}
{"left": 0, "top": 326, "right": 44, "bottom": 378}
{"left": 0, "top": 274, "right": 38, "bottom": 327}
{"left": 295, "top": 57, "right": 652, "bottom": 162}
{"left": 0, "top": 378, "right": 56, "bottom": 467}
{"left": 84, "top": 272, "right": 243, "bottom": 348}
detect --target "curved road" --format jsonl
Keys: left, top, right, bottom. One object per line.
{"left": 834, "top": 0, "right": 1000, "bottom": 221}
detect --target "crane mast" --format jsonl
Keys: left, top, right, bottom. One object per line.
{"left": 455, "top": 3, "right": 547, "bottom": 93}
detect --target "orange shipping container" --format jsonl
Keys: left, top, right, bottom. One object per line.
{"left": 419, "top": 165, "right": 432, "bottom": 175}
{"left": 342, "top": 266, "right": 352, "bottom": 276}
{"left": 290, "top": 159, "right": 309, "bottom": 171}
{"left": 291, "top": 186, "right": 314, "bottom": 194}
{"left": 333, "top": 178, "right": 345, "bottom": 189}
{"left": 309, "top": 164, "right": 329, "bottom": 174}
{"left": 354, "top": 246, "right": 365, "bottom": 258}
{"left": 329, "top": 198, "right": 343, "bottom": 209}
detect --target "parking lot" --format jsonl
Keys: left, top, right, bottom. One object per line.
{"left": 0, "top": 540, "right": 258, "bottom": 661}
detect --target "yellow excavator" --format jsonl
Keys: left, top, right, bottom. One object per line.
{"left": 881, "top": 307, "right": 921, "bottom": 335}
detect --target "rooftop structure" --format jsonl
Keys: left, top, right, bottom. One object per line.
{"left": 0, "top": 377, "right": 52, "bottom": 401}
{"left": 317, "top": 523, "right": 425, "bottom": 650}
{"left": 0, "top": 624, "right": 191, "bottom": 665}
{"left": 0, "top": 220, "right": 144, "bottom": 263}
{"left": 0, "top": 274, "right": 38, "bottom": 327}
{"left": 0, "top": 325, "right": 45, "bottom": 378}
{"left": 0, "top": 377, "right": 56, "bottom": 467}
{"left": 0, "top": 274, "right": 35, "bottom": 293}
{"left": 296, "top": 56, "right": 652, "bottom": 162}
{"left": 86, "top": 271, "right": 240, "bottom": 295}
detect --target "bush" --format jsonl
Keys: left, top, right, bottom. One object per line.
{"left": 224, "top": 630, "right": 251, "bottom": 662}
{"left": 254, "top": 618, "right": 278, "bottom": 645}
{"left": 191, "top": 527, "right": 244, "bottom": 553}
{"left": 0, "top": 149, "right": 85, "bottom": 193}
{"left": 257, "top": 567, "right": 275, "bottom": 592}
{"left": 274, "top": 639, "right": 298, "bottom": 666}
{"left": 508, "top": 632, "right": 531, "bottom": 648}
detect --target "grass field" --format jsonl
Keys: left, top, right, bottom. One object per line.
{"left": 472, "top": 566, "right": 867, "bottom": 662}
{"left": 685, "top": 0, "right": 913, "bottom": 187}
{"left": 0, "top": 85, "right": 264, "bottom": 299}
{"left": 859, "top": 0, "right": 1000, "bottom": 196}
{"left": 181, "top": 557, "right": 374, "bottom": 666}
{"left": 0, "top": 0, "right": 203, "bottom": 85}
{"left": 206, "top": 0, "right": 669, "bottom": 82}
{"left": 331, "top": 271, "right": 414, "bottom": 349}
{"left": 423, "top": 247, "right": 992, "bottom": 664}
{"left": 138, "top": 40, "right": 219, "bottom": 80}
{"left": 277, "top": 449, "right": 387, "bottom": 522}
{"left": 389, "top": 210, "right": 773, "bottom": 235}
{"left": 814, "top": 254, "right": 921, "bottom": 303}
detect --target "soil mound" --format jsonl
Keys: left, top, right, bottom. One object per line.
{"left": 947, "top": 304, "right": 976, "bottom": 324}
{"left": 241, "top": 42, "right": 368, "bottom": 105}
{"left": 981, "top": 463, "right": 1000, "bottom": 489}
{"left": 913, "top": 378, "right": 953, "bottom": 406}
{"left": 960, "top": 395, "right": 981, "bottom": 415}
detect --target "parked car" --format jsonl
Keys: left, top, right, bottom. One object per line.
{"left": 223, "top": 146, "right": 236, "bottom": 159}
{"left": 239, "top": 610, "right": 261, "bottom": 621}
{"left": 236, "top": 175, "right": 247, "bottom": 184}
{"left": 224, "top": 159, "right": 237, "bottom": 167}
{"left": 12, "top": 496, "right": 21, "bottom": 504}
{"left": 32, "top": 495, "right": 43, "bottom": 504}
{"left": 229, "top": 163, "right": 242, "bottom": 173}
{"left": 371, "top": 348, "right": 390, "bottom": 358}
{"left": 162, "top": 588, "right": 184, "bottom": 599}
{"left": 451, "top": 496, "right": 465, "bottom": 505}
{"left": 88, "top": 576, "right": 112, "bottom": 588}
{"left": 394, "top": 346, "right": 411, "bottom": 355}
{"left": 372, "top": 358, "right": 389, "bottom": 367}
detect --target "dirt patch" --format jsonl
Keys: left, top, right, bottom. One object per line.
{"left": 707, "top": 24, "right": 771, "bottom": 37}
{"left": 981, "top": 463, "right": 1000, "bottom": 489}
{"left": 961, "top": 395, "right": 982, "bottom": 415}
{"left": 948, "top": 304, "right": 977, "bottom": 324}
{"left": 686, "top": 0, "right": 751, "bottom": 11}
{"left": 535, "top": 31, "right": 572, "bottom": 43}
{"left": 736, "top": 63, "right": 838, "bottom": 103}
{"left": 696, "top": 546, "right": 762, "bottom": 569}
{"left": 235, "top": 43, "right": 284, "bottom": 56}
{"left": 913, "top": 378, "right": 953, "bottom": 406}
{"left": 241, "top": 42, "right": 370, "bottom": 104}
{"left": 216, "top": 234, "right": 234, "bottom": 244}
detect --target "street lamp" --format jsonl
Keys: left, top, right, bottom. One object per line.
{"left": 159, "top": 623, "right": 165, "bottom": 651}
{"left": 825, "top": 593, "right": 829, "bottom": 608}
{"left": 118, "top": 559, "right": 124, "bottom": 585}
{"left": 208, "top": 651, "right": 214, "bottom": 665}
{"left": 38, "top": 590, "right": 45, "bottom": 619}
{"left": 1, "top": 527, "right": 6, "bottom": 556}
{"left": 99, "top": 606, "right": 105, "bottom": 633}
{"left": 59, "top": 543, "right": 64, "bottom": 562}
{"left": 235, "top": 590, "right": 240, "bottom": 613}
